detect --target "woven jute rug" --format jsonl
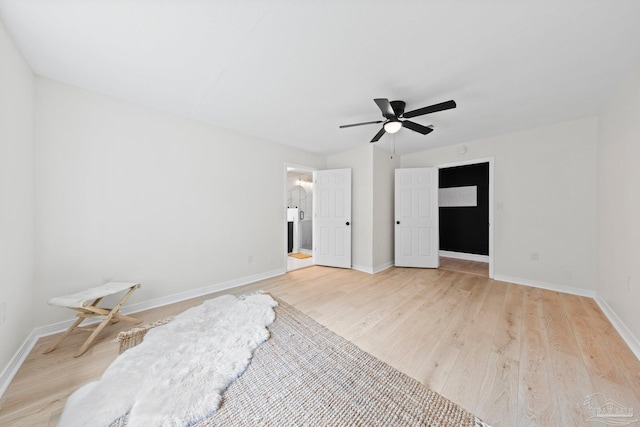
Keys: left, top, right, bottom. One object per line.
{"left": 111, "top": 298, "right": 491, "bottom": 427}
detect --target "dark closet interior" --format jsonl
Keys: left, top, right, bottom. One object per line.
{"left": 439, "top": 162, "right": 489, "bottom": 255}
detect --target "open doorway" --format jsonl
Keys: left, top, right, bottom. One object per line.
{"left": 437, "top": 157, "right": 494, "bottom": 278}
{"left": 285, "top": 164, "right": 315, "bottom": 271}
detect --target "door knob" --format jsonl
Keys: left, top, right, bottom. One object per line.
{"left": 346, "top": 221, "right": 350, "bottom": 226}
{"left": 396, "top": 221, "right": 400, "bottom": 224}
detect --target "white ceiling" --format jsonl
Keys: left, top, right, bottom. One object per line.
{"left": 1, "top": 1, "right": 639, "bottom": 156}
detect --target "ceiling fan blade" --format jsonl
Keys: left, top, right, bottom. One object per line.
{"left": 402, "top": 120, "right": 434, "bottom": 135}
{"left": 370, "top": 127, "right": 386, "bottom": 142}
{"left": 374, "top": 98, "right": 395, "bottom": 118}
{"left": 403, "top": 100, "right": 457, "bottom": 118}
{"left": 339, "top": 120, "right": 384, "bottom": 129}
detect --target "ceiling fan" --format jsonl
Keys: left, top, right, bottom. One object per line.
{"left": 339, "top": 98, "right": 457, "bottom": 142}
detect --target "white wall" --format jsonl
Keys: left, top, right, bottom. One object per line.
{"left": 372, "top": 146, "right": 400, "bottom": 271}
{"left": 0, "top": 22, "right": 35, "bottom": 374}
{"left": 34, "top": 78, "right": 325, "bottom": 326}
{"left": 326, "top": 145, "right": 398, "bottom": 273}
{"left": 327, "top": 145, "right": 373, "bottom": 271}
{"left": 402, "top": 117, "right": 598, "bottom": 293}
{"left": 597, "top": 65, "right": 640, "bottom": 342}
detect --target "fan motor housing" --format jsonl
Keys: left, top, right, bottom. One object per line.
{"left": 389, "top": 100, "right": 406, "bottom": 117}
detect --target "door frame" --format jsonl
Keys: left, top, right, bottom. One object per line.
{"left": 436, "top": 157, "right": 494, "bottom": 279}
{"left": 284, "top": 162, "right": 317, "bottom": 271}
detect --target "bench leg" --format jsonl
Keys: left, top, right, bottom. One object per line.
{"left": 44, "top": 317, "right": 84, "bottom": 354}
{"left": 74, "top": 287, "right": 141, "bottom": 357}
{"left": 75, "top": 316, "right": 113, "bottom": 357}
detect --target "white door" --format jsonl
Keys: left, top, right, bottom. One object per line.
{"left": 395, "top": 168, "right": 439, "bottom": 268}
{"left": 314, "top": 168, "right": 352, "bottom": 268}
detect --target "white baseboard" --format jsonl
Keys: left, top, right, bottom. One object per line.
{"left": 33, "top": 268, "right": 285, "bottom": 339}
{"left": 119, "top": 268, "right": 285, "bottom": 323}
{"left": 493, "top": 274, "right": 639, "bottom": 362}
{"left": 594, "top": 297, "right": 640, "bottom": 361}
{"left": 0, "top": 332, "right": 40, "bottom": 398}
{"left": 492, "top": 274, "right": 596, "bottom": 298}
{"left": 351, "top": 264, "right": 373, "bottom": 274}
{"left": 351, "top": 262, "right": 394, "bottom": 275}
{"left": 373, "top": 262, "right": 394, "bottom": 274}
{"left": 0, "top": 267, "right": 285, "bottom": 398}
{"left": 439, "top": 250, "right": 489, "bottom": 263}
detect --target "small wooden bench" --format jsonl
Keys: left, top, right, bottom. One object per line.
{"left": 45, "top": 282, "right": 142, "bottom": 357}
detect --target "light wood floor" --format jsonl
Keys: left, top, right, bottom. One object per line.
{"left": 439, "top": 256, "right": 489, "bottom": 277}
{"left": 1, "top": 266, "right": 639, "bottom": 426}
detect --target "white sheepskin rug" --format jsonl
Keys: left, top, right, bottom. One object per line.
{"left": 58, "top": 292, "right": 277, "bottom": 427}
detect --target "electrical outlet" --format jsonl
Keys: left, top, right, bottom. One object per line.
{"left": 531, "top": 252, "right": 539, "bottom": 261}
{"left": 0, "top": 301, "right": 6, "bottom": 324}
{"left": 248, "top": 255, "right": 253, "bottom": 264}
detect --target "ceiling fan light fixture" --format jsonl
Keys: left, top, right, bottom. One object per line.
{"left": 339, "top": 98, "right": 456, "bottom": 142}
{"left": 384, "top": 120, "right": 402, "bottom": 134}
